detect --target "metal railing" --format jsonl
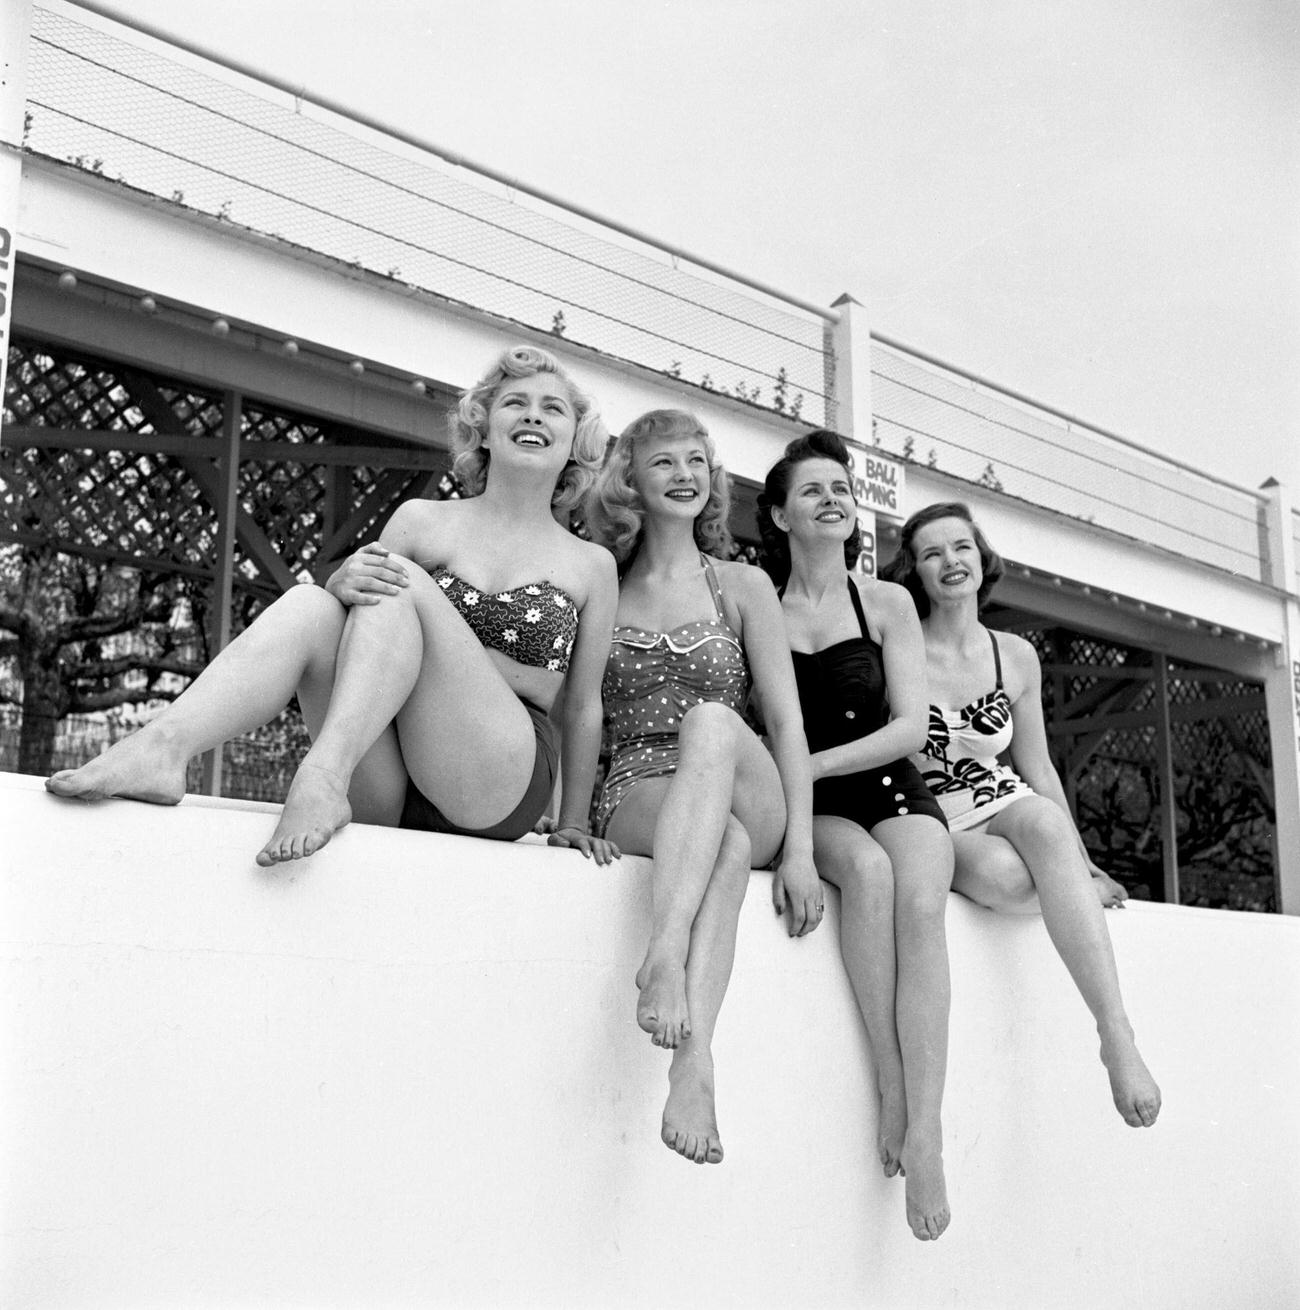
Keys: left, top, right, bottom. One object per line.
{"left": 19, "top": 1, "right": 1277, "bottom": 586}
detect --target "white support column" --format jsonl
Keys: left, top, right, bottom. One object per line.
{"left": 1258, "top": 479, "right": 1300, "bottom": 914}
{"left": 0, "top": 2, "right": 34, "bottom": 414}
{"left": 827, "top": 293, "right": 879, "bottom": 573}
{"left": 825, "top": 292, "right": 873, "bottom": 442}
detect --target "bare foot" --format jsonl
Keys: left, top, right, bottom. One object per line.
{"left": 901, "top": 1138, "right": 950, "bottom": 1241}
{"left": 878, "top": 1082, "right": 907, "bottom": 1178}
{"left": 46, "top": 726, "right": 188, "bottom": 805}
{"left": 1100, "top": 1025, "right": 1161, "bottom": 1127}
{"left": 635, "top": 950, "right": 690, "bottom": 1048}
{"left": 661, "top": 1048, "right": 723, "bottom": 1164}
{"left": 255, "top": 762, "right": 352, "bottom": 867}
{"left": 1094, "top": 872, "right": 1128, "bottom": 908}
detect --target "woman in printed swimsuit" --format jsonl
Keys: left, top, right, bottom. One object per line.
{"left": 884, "top": 501, "right": 1161, "bottom": 1128}
{"left": 582, "top": 409, "right": 817, "bottom": 1165}
{"left": 47, "top": 345, "right": 620, "bottom": 868}
{"left": 759, "top": 429, "right": 953, "bottom": 1242}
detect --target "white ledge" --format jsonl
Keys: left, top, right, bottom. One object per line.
{"left": 2, "top": 771, "right": 1297, "bottom": 1307}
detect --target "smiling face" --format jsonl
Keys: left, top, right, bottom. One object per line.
{"left": 776, "top": 455, "right": 857, "bottom": 545}
{"left": 910, "top": 515, "right": 984, "bottom": 605}
{"left": 631, "top": 432, "right": 712, "bottom": 521}
{"left": 486, "top": 370, "right": 577, "bottom": 466}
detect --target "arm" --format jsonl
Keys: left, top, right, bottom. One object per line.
{"left": 321, "top": 501, "right": 423, "bottom": 605}
{"left": 1004, "top": 635, "right": 1126, "bottom": 902}
{"left": 550, "top": 545, "right": 620, "bottom": 864}
{"left": 811, "top": 580, "right": 930, "bottom": 780}
{"left": 735, "top": 566, "right": 821, "bottom": 936}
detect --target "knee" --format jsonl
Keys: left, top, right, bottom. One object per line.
{"left": 954, "top": 842, "right": 1037, "bottom": 912}
{"left": 835, "top": 843, "right": 894, "bottom": 912}
{"left": 277, "top": 582, "right": 347, "bottom": 636}
{"left": 1015, "top": 796, "right": 1073, "bottom": 847}
{"left": 677, "top": 702, "right": 739, "bottom": 767}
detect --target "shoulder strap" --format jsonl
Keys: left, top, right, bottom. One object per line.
{"left": 700, "top": 554, "right": 726, "bottom": 622}
{"left": 846, "top": 576, "right": 869, "bottom": 639}
{"left": 989, "top": 628, "right": 1004, "bottom": 689}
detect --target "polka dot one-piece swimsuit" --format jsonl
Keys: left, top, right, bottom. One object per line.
{"left": 595, "top": 555, "right": 750, "bottom": 836}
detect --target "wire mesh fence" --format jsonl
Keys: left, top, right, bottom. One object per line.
{"left": 871, "top": 341, "right": 1267, "bottom": 579}
{"left": 21, "top": 3, "right": 1277, "bottom": 585}
{"left": 25, "top": 3, "right": 829, "bottom": 425}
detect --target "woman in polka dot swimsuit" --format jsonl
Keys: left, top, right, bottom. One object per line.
{"left": 759, "top": 429, "right": 953, "bottom": 1243}
{"left": 47, "top": 345, "right": 619, "bottom": 869}
{"left": 583, "top": 409, "right": 817, "bottom": 1166}
{"left": 886, "top": 502, "right": 1160, "bottom": 1130}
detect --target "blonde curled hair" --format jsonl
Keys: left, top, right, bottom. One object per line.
{"left": 450, "top": 344, "right": 606, "bottom": 514}
{"left": 583, "top": 409, "right": 733, "bottom": 567}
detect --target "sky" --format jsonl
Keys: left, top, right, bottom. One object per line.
{"left": 115, "top": 0, "right": 1299, "bottom": 494}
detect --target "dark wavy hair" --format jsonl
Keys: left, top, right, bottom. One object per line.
{"left": 583, "top": 409, "right": 733, "bottom": 566}
{"left": 882, "top": 500, "right": 1004, "bottom": 617}
{"left": 756, "top": 429, "right": 862, "bottom": 587}
{"left": 450, "top": 344, "right": 606, "bottom": 514}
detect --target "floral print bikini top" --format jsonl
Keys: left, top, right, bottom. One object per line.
{"left": 430, "top": 566, "right": 579, "bottom": 673}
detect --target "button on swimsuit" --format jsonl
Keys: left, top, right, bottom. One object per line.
{"left": 785, "top": 577, "right": 945, "bottom": 832}
{"left": 595, "top": 555, "right": 750, "bottom": 837}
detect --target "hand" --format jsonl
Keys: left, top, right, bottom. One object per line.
{"left": 770, "top": 849, "right": 824, "bottom": 937}
{"left": 1090, "top": 863, "right": 1128, "bottom": 909}
{"left": 546, "top": 824, "right": 621, "bottom": 866}
{"left": 326, "top": 543, "right": 409, "bottom": 606}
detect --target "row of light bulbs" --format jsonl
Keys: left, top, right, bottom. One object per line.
{"left": 54, "top": 268, "right": 431, "bottom": 394}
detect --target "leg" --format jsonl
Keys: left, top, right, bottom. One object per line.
{"left": 662, "top": 816, "right": 752, "bottom": 1164}
{"left": 259, "top": 561, "right": 540, "bottom": 865}
{"left": 985, "top": 797, "right": 1161, "bottom": 1127}
{"left": 952, "top": 831, "right": 1120, "bottom": 914}
{"left": 47, "top": 585, "right": 349, "bottom": 804}
{"left": 813, "top": 818, "right": 906, "bottom": 1178}
{"left": 951, "top": 832, "right": 1041, "bottom": 914}
{"left": 873, "top": 816, "right": 954, "bottom": 1241}
{"left": 606, "top": 703, "right": 782, "bottom": 1048}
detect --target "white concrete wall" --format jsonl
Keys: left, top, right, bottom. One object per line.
{"left": 2, "top": 771, "right": 1297, "bottom": 1308}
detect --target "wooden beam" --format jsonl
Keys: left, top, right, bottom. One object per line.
{"left": 200, "top": 390, "right": 242, "bottom": 797}
{"left": 1152, "top": 654, "right": 1181, "bottom": 904}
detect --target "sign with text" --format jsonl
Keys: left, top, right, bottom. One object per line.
{"left": 842, "top": 439, "right": 905, "bottom": 521}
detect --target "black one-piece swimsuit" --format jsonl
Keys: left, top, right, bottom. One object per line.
{"left": 786, "top": 578, "right": 946, "bottom": 832}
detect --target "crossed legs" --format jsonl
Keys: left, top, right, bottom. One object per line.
{"left": 607, "top": 703, "right": 784, "bottom": 1163}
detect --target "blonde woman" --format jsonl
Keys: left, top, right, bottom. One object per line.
{"left": 583, "top": 409, "right": 818, "bottom": 1165}
{"left": 49, "top": 345, "right": 619, "bottom": 868}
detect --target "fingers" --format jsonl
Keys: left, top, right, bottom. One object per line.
{"left": 771, "top": 873, "right": 787, "bottom": 917}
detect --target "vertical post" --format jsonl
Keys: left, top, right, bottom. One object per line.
{"left": 0, "top": 2, "right": 34, "bottom": 417}
{"left": 1151, "top": 654, "right": 1181, "bottom": 904}
{"left": 200, "top": 390, "right": 241, "bottom": 796}
{"left": 1258, "top": 479, "right": 1300, "bottom": 914}
{"left": 825, "top": 292, "right": 872, "bottom": 442}
{"left": 827, "top": 293, "right": 878, "bottom": 572}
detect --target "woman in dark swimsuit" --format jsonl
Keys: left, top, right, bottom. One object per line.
{"left": 583, "top": 409, "right": 817, "bottom": 1166}
{"left": 885, "top": 501, "right": 1160, "bottom": 1129}
{"left": 759, "top": 430, "right": 954, "bottom": 1242}
{"left": 47, "top": 345, "right": 619, "bottom": 868}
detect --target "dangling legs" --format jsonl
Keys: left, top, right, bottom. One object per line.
{"left": 661, "top": 815, "right": 752, "bottom": 1164}
{"left": 874, "top": 815, "right": 954, "bottom": 1241}
{"left": 978, "top": 798, "right": 1161, "bottom": 1127}
{"left": 47, "top": 584, "right": 349, "bottom": 805}
{"left": 813, "top": 818, "right": 907, "bottom": 1177}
